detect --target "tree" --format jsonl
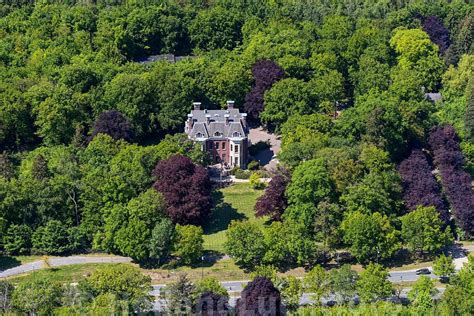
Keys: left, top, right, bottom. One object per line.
{"left": 12, "top": 275, "right": 63, "bottom": 315}
{"left": 235, "top": 277, "right": 281, "bottom": 316}
{"left": 429, "top": 125, "right": 474, "bottom": 237}
{"left": 255, "top": 168, "right": 290, "bottom": 221}
{"left": 0, "top": 153, "right": 14, "bottom": 179}
{"left": 341, "top": 211, "right": 400, "bottom": 263}
{"left": 225, "top": 221, "right": 266, "bottom": 269}
{"left": 189, "top": 7, "right": 243, "bottom": 51}
{"left": 398, "top": 149, "right": 449, "bottom": 221}
{"left": 153, "top": 154, "right": 211, "bottom": 225}
{"left": 356, "top": 263, "right": 393, "bottom": 303}
{"left": 31, "top": 154, "right": 50, "bottom": 181}
{"left": 90, "top": 110, "right": 134, "bottom": 142}
{"left": 149, "top": 218, "right": 175, "bottom": 264}
{"left": 279, "top": 276, "right": 302, "bottom": 312}
{"left": 261, "top": 78, "right": 315, "bottom": 130}
{"left": 244, "top": 60, "right": 285, "bottom": 122}
{"left": 401, "top": 206, "right": 452, "bottom": 258}
{"left": 408, "top": 276, "right": 438, "bottom": 314}
{"left": 433, "top": 254, "right": 455, "bottom": 280}
{"left": 465, "top": 80, "right": 474, "bottom": 142}
{"left": 390, "top": 28, "right": 445, "bottom": 91}
{"left": 422, "top": 16, "right": 451, "bottom": 54}
{"left": 174, "top": 224, "right": 204, "bottom": 265}
{"left": 303, "top": 265, "right": 329, "bottom": 306}
{"left": 329, "top": 264, "right": 358, "bottom": 305}
{"left": 79, "top": 264, "right": 152, "bottom": 312}
{"left": 440, "top": 255, "right": 474, "bottom": 314}
{"left": 286, "top": 158, "right": 333, "bottom": 209}
{"left": 32, "top": 220, "right": 71, "bottom": 255}
{"left": 195, "top": 277, "right": 228, "bottom": 298}
{"left": 163, "top": 274, "right": 196, "bottom": 315}
{"left": 3, "top": 224, "right": 32, "bottom": 255}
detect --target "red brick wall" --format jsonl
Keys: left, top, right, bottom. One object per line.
{"left": 206, "top": 140, "right": 230, "bottom": 164}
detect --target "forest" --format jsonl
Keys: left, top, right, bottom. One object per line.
{"left": 0, "top": 0, "right": 473, "bottom": 313}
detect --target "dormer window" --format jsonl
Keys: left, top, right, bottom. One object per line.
{"left": 196, "top": 132, "right": 203, "bottom": 138}
{"left": 214, "top": 132, "right": 222, "bottom": 137}
{"left": 233, "top": 132, "right": 241, "bottom": 137}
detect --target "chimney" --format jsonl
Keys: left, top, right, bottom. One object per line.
{"left": 205, "top": 114, "right": 211, "bottom": 124}
{"left": 193, "top": 102, "right": 201, "bottom": 110}
{"left": 241, "top": 113, "right": 247, "bottom": 130}
{"left": 186, "top": 114, "right": 193, "bottom": 132}
{"left": 226, "top": 100, "right": 235, "bottom": 109}
{"left": 224, "top": 114, "right": 230, "bottom": 124}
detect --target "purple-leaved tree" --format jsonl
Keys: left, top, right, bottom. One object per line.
{"left": 244, "top": 60, "right": 285, "bottom": 122}
{"left": 422, "top": 16, "right": 451, "bottom": 54}
{"left": 398, "top": 149, "right": 449, "bottom": 222}
{"left": 90, "top": 110, "right": 134, "bottom": 142}
{"left": 429, "top": 125, "right": 474, "bottom": 236}
{"left": 153, "top": 154, "right": 211, "bottom": 225}
{"left": 235, "top": 277, "right": 281, "bottom": 316}
{"left": 255, "top": 168, "right": 290, "bottom": 221}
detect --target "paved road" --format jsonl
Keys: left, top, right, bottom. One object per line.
{"left": 0, "top": 256, "right": 132, "bottom": 278}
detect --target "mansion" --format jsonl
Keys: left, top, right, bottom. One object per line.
{"left": 185, "top": 101, "right": 249, "bottom": 169}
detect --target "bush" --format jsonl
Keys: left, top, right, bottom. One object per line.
{"left": 4, "top": 224, "right": 32, "bottom": 255}
{"left": 247, "top": 160, "right": 260, "bottom": 170}
{"left": 249, "top": 172, "right": 265, "bottom": 189}
{"left": 234, "top": 169, "right": 250, "bottom": 179}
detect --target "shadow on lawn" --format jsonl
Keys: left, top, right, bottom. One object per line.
{"left": 203, "top": 191, "right": 246, "bottom": 235}
{"left": 0, "top": 256, "right": 22, "bottom": 271}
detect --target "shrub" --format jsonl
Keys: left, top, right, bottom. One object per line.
{"left": 234, "top": 168, "right": 250, "bottom": 179}
{"left": 32, "top": 220, "right": 71, "bottom": 255}
{"left": 247, "top": 160, "right": 260, "bottom": 170}
{"left": 249, "top": 172, "right": 265, "bottom": 189}
{"left": 4, "top": 224, "right": 32, "bottom": 255}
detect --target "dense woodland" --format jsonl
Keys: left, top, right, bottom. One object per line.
{"left": 0, "top": 0, "right": 473, "bottom": 299}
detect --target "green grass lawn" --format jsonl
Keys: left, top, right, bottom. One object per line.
{"left": 7, "top": 263, "right": 104, "bottom": 284}
{"left": 202, "top": 183, "right": 265, "bottom": 253}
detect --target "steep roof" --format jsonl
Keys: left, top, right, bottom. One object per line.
{"left": 187, "top": 109, "right": 247, "bottom": 139}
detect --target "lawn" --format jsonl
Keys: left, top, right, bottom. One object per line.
{"left": 202, "top": 183, "right": 265, "bottom": 253}
{"left": 7, "top": 263, "right": 104, "bottom": 284}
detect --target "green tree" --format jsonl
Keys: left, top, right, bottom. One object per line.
{"left": 356, "top": 263, "right": 393, "bottom": 303}
{"left": 400, "top": 206, "right": 452, "bottom": 258}
{"left": 163, "top": 274, "right": 196, "bottom": 315}
{"left": 249, "top": 172, "right": 265, "bottom": 190}
{"left": 408, "top": 276, "right": 438, "bottom": 314}
{"left": 195, "top": 277, "right": 228, "bottom": 298}
{"left": 149, "top": 218, "right": 175, "bottom": 264}
{"left": 441, "top": 255, "right": 474, "bottom": 314}
{"left": 341, "top": 211, "right": 400, "bottom": 263}
{"left": 433, "top": 254, "right": 455, "bottom": 280}
{"left": 79, "top": 264, "right": 152, "bottom": 312}
{"left": 174, "top": 224, "right": 204, "bottom": 265}
{"left": 261, "top": 78, "right": 315, "bottom": 130}
{"left": 279, "top": 276, "right": 302, "bottom": 312}
{"left": 3, "top": 224, "right": 32, "bottom": 255}
{"left": 32, "top": 220, "right": 71, "bottom": 255}
{"left": 225, "top": 220, "right": 266, "bottom": 268}
{"left": 303, "top": 265, "right": 329, "bottom": 306}
{"left": 12, "top": 275, "right": 63, "bottom": 315}
{"left": 86, "top": 293, "right": 128, "bottom": 315}
{"left": 329, "top": 264, "right": 358, "bottom": 305}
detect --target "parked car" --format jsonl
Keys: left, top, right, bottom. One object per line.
{"left": 416, "top": 268, "right": 431, "bottom": 275}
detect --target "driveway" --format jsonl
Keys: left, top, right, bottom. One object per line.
{"left": 248, "top": 127, "right": 281, "bottom": 170}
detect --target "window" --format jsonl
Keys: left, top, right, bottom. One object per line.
{"left": 196, "top": 132, "right": 203, "bottom": 138}
{"left": 222, "top": 142, "right": 226, "bottom": 150}
{"left": 209, "top": 142, "right": 213, "bottom": 149}
{"left": 214, "top": 131, "right": 222, "bottom": 137}
{"left": 234, "top": 157, "right": 238, "bottom": 165}
{"left": 215, "top": 142, "right": 219, "bottom": 150}
{"left": 233, "top": 132, "right": 241, "bottom": 137}
{"left": 234, "top": 145, "right": 239, "bottom": 153}
{"left": 230, "top": 144, "right": 233, "bottom": 151}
